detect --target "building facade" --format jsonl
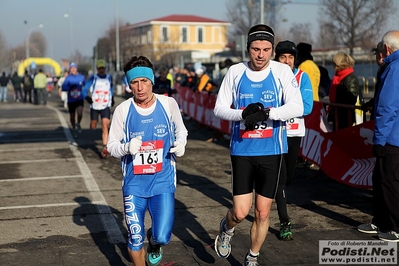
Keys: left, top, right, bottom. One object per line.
{"left": 108, "top": 14, "right": 231, "bottom": 69}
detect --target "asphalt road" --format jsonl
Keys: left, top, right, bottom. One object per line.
{"left": 0, "top": 91, "right": 391, "bottom": 266}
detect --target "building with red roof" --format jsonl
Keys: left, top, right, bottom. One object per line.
{"left": 108, "top": 14, "right": 231, "bottom": 67}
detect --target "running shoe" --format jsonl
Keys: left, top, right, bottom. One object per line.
{"left": 214, "top": 218, "right": 234, "bottom": 258}
{"left": 146, "top": 228, "right": 163, "bottom": 266}
{"left": 357, "top": 223, "right": 379, "bottom": 234}
{"left": 100, "top": 146, "right": 108, "bottom": 158}
{"left": 76, "top": 123, "right": 82, "bottom": 133}
{"left": 72, "top": 129, "right": 78, "bottom": 138}
{"left": 378, "top": 231, "right": 399, "bottom": 242}
{"left": 280, "top": 221, "right": 293, "bottom": 241}
{"left": 243, "top": 252, "right": 259, "bottom": 266}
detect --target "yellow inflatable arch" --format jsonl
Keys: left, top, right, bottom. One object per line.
{"left": 18, "top": 57, "right": 62, "bottom": 76}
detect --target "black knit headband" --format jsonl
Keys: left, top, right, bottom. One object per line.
{"left": 247, "top": 30, "right": 275, "bottom": 46}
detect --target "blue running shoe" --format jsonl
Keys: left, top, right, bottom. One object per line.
{"left": 146, "top": 228, "right": 163, "bottom": 266}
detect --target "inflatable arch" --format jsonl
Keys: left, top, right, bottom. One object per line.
{"left": 18, "top": 57, "right": 62, "bottom": 76}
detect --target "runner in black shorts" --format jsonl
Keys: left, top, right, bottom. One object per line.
{"left": 62, "top": 62, "right": 86, "bottom": 138}
{"left": 68, "top": 100, "right": 84, "bottom": 115}
{"left": 231, "top": 155, "right": 281, "bottom": 198}
{"left": 213, "top": 24, "right": 304, "bottom": 265}
{"left": 83, "top": 59, "right": 114, "bottom": 158}
{"left": 90, "top": 108, "right": 111, "bottom": 121}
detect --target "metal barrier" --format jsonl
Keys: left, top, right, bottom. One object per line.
{"left": 322, "top": 102, "right": 368, "bottom": 132}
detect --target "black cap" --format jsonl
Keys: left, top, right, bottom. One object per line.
{"left": 297, "top": 42, "right": 312, "bottom": 55}
{"left": 275, "top": 41, "right": 297, "bottom": 58}
{"left": 371, "top": 41, "right": 383, "bottom": 54}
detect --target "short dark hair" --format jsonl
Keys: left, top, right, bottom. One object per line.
{"left": 225, "top": 58, "right": 233, "bottom": 66}
{"left": 123, "top": 56, "right": 153, "bottom": 74}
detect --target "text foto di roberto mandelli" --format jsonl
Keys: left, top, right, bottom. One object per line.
{"left": 319, "top": 240, "right": 397, "bottom": 265}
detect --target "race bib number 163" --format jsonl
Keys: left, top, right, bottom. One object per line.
{"left": 133, "top": 140, "right": 164, "bottom": 174}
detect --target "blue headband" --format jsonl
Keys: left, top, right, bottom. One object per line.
{"left": 126, "top": 66, "right": 154, "bottom": 85}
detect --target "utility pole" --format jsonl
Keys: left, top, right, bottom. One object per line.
{"left": 115, "top": 0, "right": 120, "bottom": 72}
{"left": 260, "top": 0, "right": 264, "bottom": 24}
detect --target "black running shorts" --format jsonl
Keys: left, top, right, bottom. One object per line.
{"left": 231, "top": 155, "right": 282, "bottom": 199}
{"left": 68, "top": 100, "right": 84, "bottom": 114}
{"left": 90, "top": 107, "right": 111, "bottom": 121}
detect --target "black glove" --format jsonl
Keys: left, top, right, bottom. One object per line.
{"left": 85, "top": 96, "right": 93, "bottom": 104}
{"left": 244, "top": 109, "right": 270, "bottom": 130}
{"left": 242, "top": 102, "right": 264, "bottom": 119}
{"left": 372, "top": 144, "right": 385, "bottom": 158}
{"left": 112, "top": 96, "right": 115, "bottom": 107}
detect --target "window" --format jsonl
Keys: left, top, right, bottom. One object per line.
{"left": 161, "top": 26, "right": 169, "bottom": 43}
{"left": 147, "top": 30, "right": 152, "bottom": 44}
{"left": 214, "top": 27, "right": 221, "bottom": 43}
{"left": 140, "top": 27, "right": 146, "bottom": 44}
{"left": 181, "top": 26, "right": 188, "bottom": 43}
{"left": 197, "top": 27, "right": 204, "bottom": 43}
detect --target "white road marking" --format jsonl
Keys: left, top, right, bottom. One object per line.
{"left": 0, "top": 201, "right": 104, "bottom": 210}
{"left": 47, "top": 105, "right": 126, "bottom": 244}
{"left": 0, "top": 175, "right": 83, "bottom": 182}
{"left": 0, "top": 158, "right": 77, "bottom": 164}
{"left": 0, "top": 202, "right": 80, "bottom": 210}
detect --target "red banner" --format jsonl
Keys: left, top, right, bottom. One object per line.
{"left": 300, "top": 101, "right": 374, "bottom": 189}
{"left": 174, "top": 84, "right": 231, "bottom": 134}
{"left": 174, "top": 85, "right": 374, "bottom": 189}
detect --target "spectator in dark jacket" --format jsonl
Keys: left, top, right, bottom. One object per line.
{"left": 11, "top": 72, "right": 23, "bottom": 102}
{"left": 318, "top": 65, "right": 331, "bottom": 99}
{"left": 22, "top": 70, "right": 34, "bottom": 103}
{"left": 175, "top": 68, "right": 188, "bottom": 87}
{"left": 328, "top": 52, "right": 362, "bottom": 130}
{"left": 0, "top": 72, "right": 10, "bottom": 102}
{"left": 153, "top": 69, "right": 172, "bottom": 96}
{"left": 362, "top": 41, "right": 387, "bottom": 119}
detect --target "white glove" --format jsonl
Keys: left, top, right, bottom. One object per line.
{"left": 170, "top": 141, "right": 185, "bottom": 157}
{"left": 128, "top": 136, "right": 142, "bottom": 155}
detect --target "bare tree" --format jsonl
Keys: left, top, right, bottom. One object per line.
{"left": 319, "top": 0, "right": 396, "bottom": 55}
{"left": 288, "top": 23, "right": 314, "bottom": 45}
{"left": 226, "top": 0, "right": 285, "bottom": 36}
{"left": 154, "top": 31, "right": 182, "bottom": 67}
{"left": 29, "top": 31, "right": 47, "bottom": 58}
{"left": 226, "top": 0, "right": 259, "bottom": 36}
{"left": 96, "top": 37, "right": 111, "bottom": 61}
{"left": 10, "top": 45, "right": 26, "bottom": 60}
{"left": 0, "top": 30, "right": 8, "bottom": 71}
{"left": 105, "top": 19, "right": 131, "bottom": 71}
{"left": 316, "top": 21, "right": 341, "bottom": 49}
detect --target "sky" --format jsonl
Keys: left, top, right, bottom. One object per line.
{"left": 0, "top": 0, "right": 397, "bottom": 64}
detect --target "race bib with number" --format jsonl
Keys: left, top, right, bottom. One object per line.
{"left": 70, "top": 88, "right": 81, "bottom": 99}
{"left": 286, "top": 117, "right": 299, "bottom": 130}
{"left": 133, "top": 140, "right": 164, "bottom": 174}
{"left": 91, "top": 78, "right": 111, "bottom": 109}
{"left": 239, "top": 120, "right": 273, "bottom": 138}
{"left": 93, "top": 89, "right": 109, "bottom": 103}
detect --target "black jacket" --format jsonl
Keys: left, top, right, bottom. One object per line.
{"left": 0, "top": 74, "right": 10, "bottom": 87}
{"left": 334, "top": 73, "right": 363, "bottom": 130}
{"left": 11, "top": 74, "right": 22, "bottom": 89}
{"left": 335, "top": 73, "right": 361, "bottom": 105}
